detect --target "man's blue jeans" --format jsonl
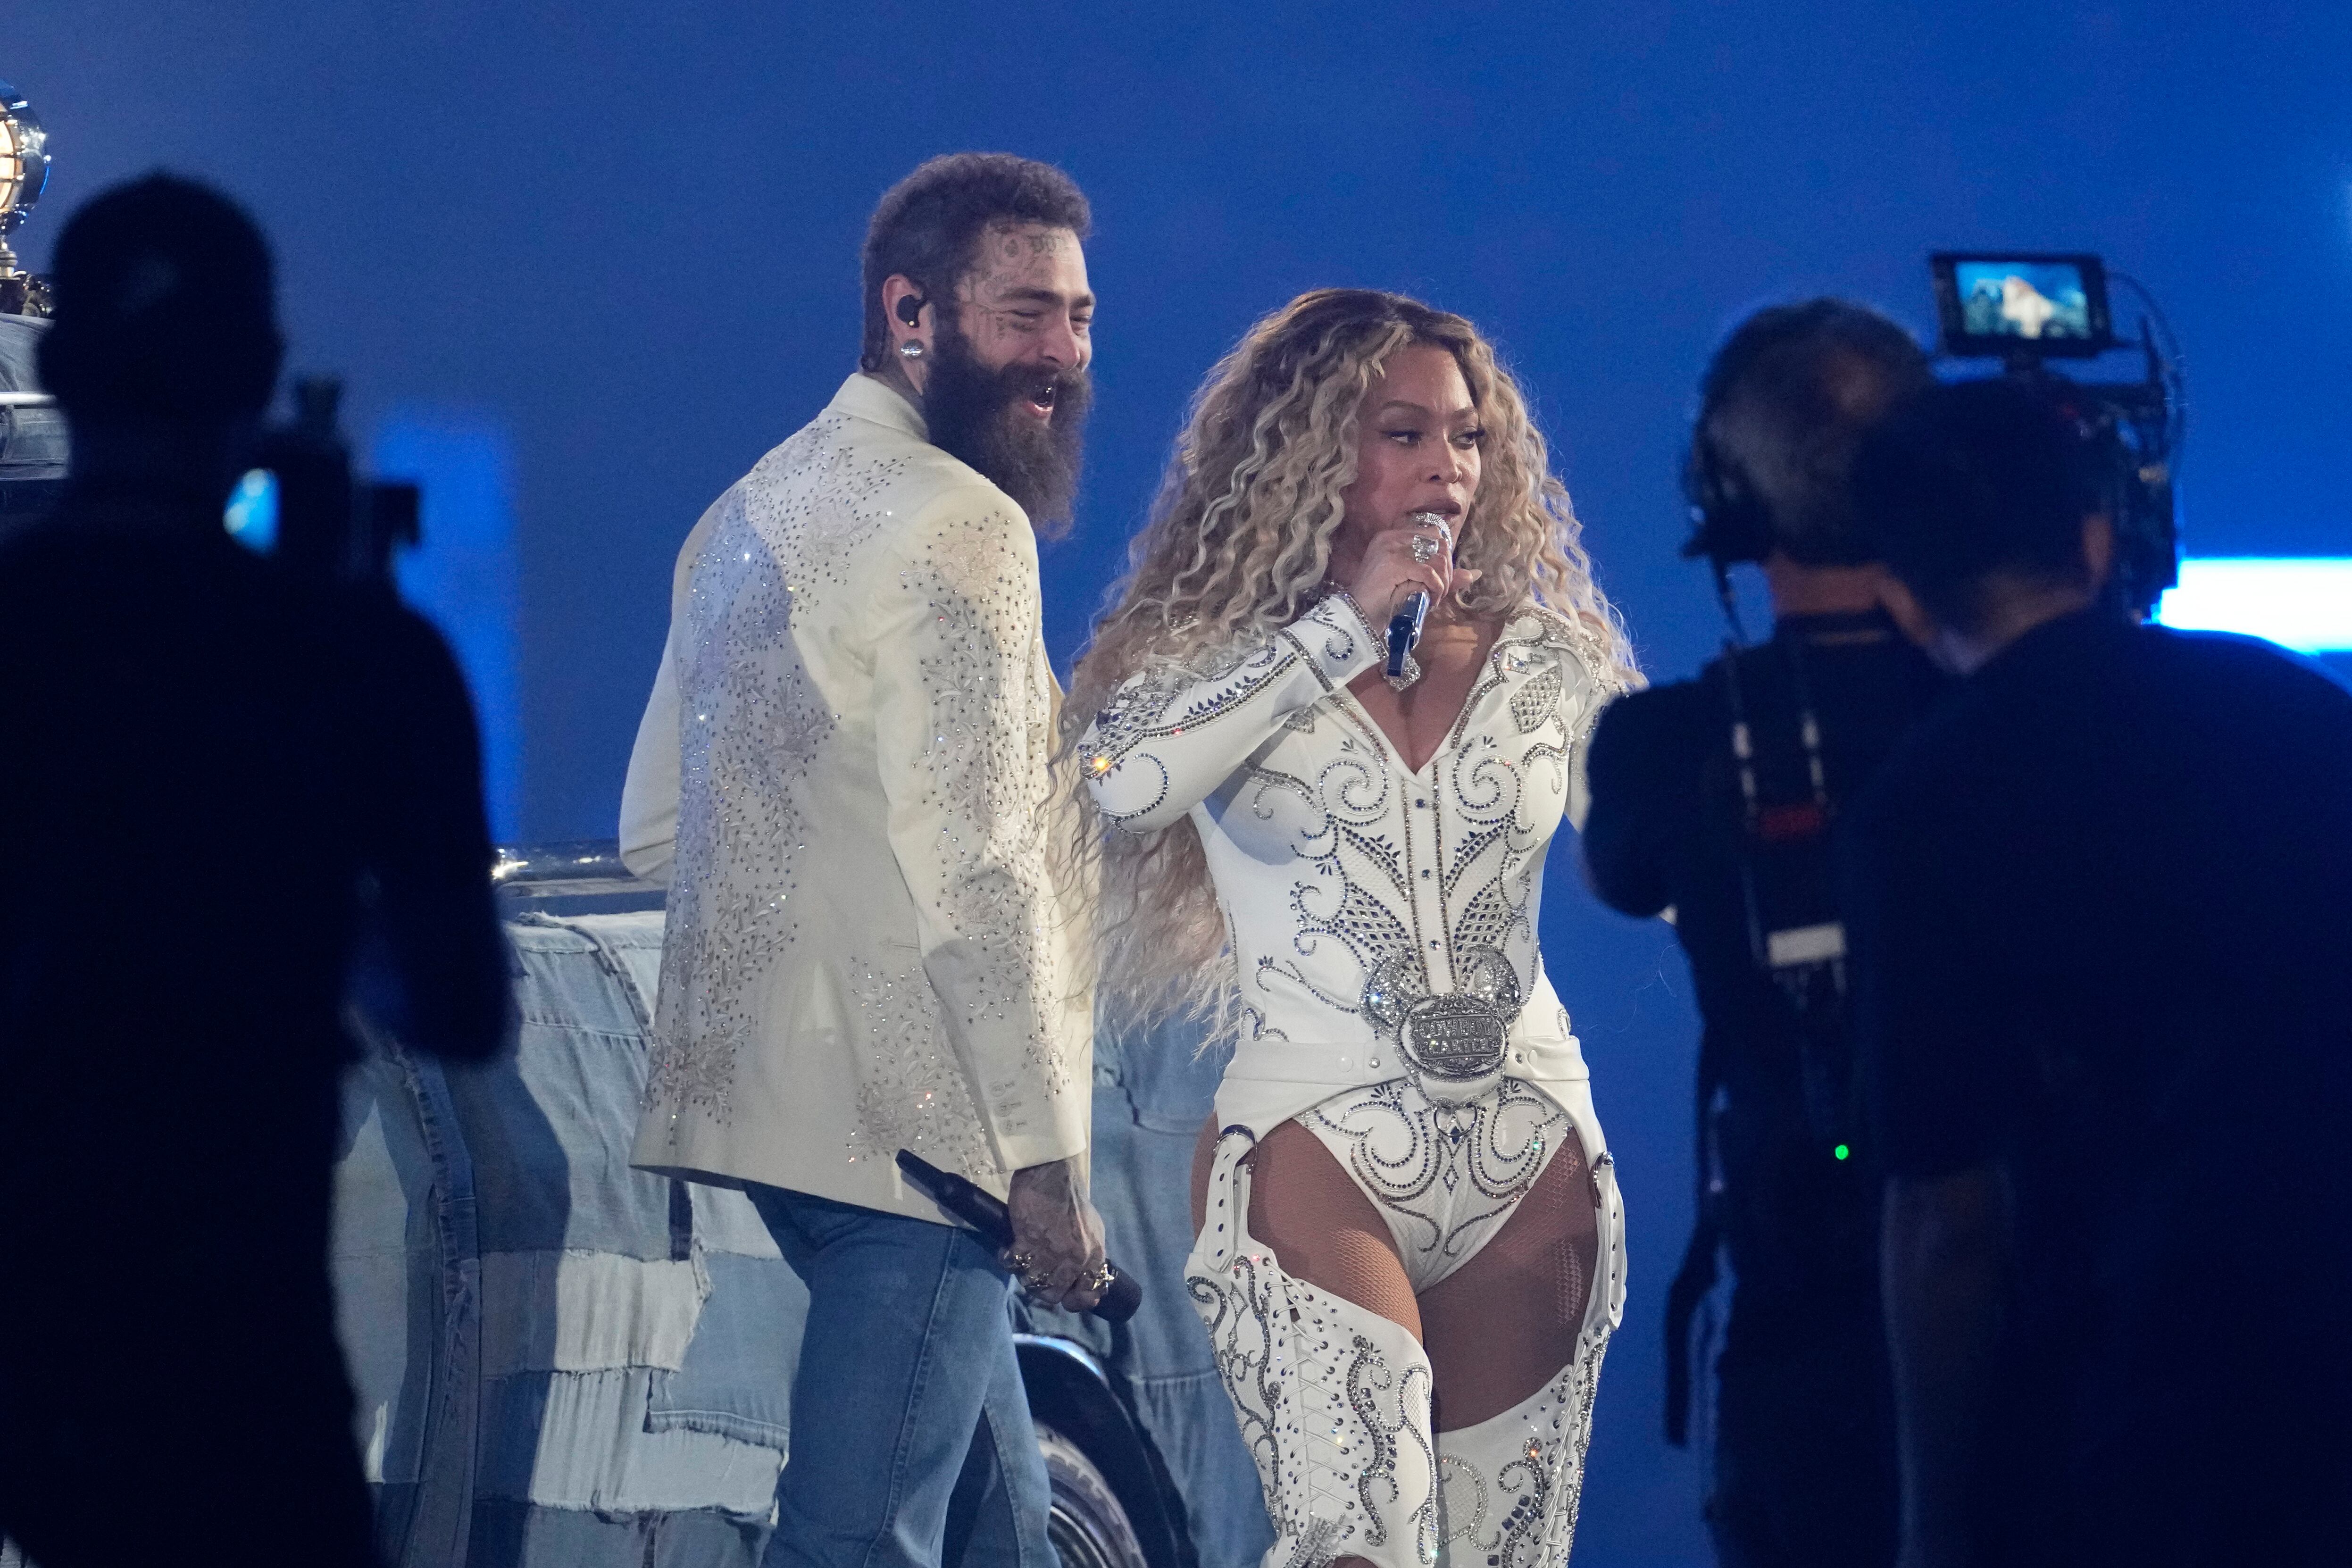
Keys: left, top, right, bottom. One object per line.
{"left": 747, "top": 1184, "right": 1054, "bottom": 1568}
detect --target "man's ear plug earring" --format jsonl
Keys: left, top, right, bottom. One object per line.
{"left": 899, "top": 340, "right": 925, "bottom": 361}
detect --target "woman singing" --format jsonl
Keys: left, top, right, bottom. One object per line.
{"left": 1068, "top": 289, "right": 1636, "bottom": 1566}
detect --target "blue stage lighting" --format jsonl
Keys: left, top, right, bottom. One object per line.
{"left": 223, "top": 467, "right": 278, "bottom": 552}
{"left": 2157, "top": 559, "right": 2352, "bottom": 653}
{"left": 372, "top": 412, "right": 519, "bottom": 840}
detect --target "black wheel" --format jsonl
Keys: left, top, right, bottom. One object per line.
{"left": 1038, "top": 1422, "right": 1150, "bottom": 1568}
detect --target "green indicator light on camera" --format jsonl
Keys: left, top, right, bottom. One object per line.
{"left": 1833, "top": 1144, "right": 1851, "bottom": 1161}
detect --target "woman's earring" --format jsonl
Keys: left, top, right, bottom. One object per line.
{"left": 898, "top": 340, "right": 925, "bottom": 361}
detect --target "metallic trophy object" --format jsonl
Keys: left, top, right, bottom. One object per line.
{"left": 0, "top": 80, "right": 51, "bottom": 316}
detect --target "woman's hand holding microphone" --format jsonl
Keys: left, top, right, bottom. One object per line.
{"left": 1342, "top": 510, "right": 1458, "bottom": 625}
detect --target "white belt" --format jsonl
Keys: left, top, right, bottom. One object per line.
{"left": 1224, "top": 1032, "right": 1590, "bottom": 1086}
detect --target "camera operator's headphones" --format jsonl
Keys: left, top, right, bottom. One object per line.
{"left": 1680, "top": 306, "right": 1846, "bottom": 570}
{"left": 1681, "top": 420, "right": 1776, "bottom": 568}
{"left": 1685, "top": 300, "right": 1945, "bottom": 576}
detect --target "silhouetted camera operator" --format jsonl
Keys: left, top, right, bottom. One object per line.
{"left": 0, "top": 176, "right": 510, "bottom": 1568}
{"left": 1584, "top": 300, "right": 1943, "bottom": 1568}
{"left": 1848, "top": 378, "right": 2352, "bottom": 1568}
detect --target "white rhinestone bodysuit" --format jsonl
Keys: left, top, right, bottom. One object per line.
{"left": 1084, "top": 594, "right": 1632, "bottom": 1567}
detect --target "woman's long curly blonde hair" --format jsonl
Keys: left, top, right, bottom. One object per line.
{"left": 1063, "top": 287, "right": 1637, "bottom": 1031}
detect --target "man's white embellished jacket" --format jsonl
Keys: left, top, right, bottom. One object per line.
{"left": 1080, "top": 594, "right": 1619, "bottom": 1134}
{"left": 620, "top": 374, "right": 1091, "bottom": 1221}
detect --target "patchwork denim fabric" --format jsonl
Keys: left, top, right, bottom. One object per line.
{"left": 334, "top": 907, "right": 1274, "bottom": 1568}
{"left": 333, "top": 912, "right": 787, "bottom": 1568}
{"left": 645, "top": 1222, "right": 804, "bottom": 1453}
{"left": 472, "top": 917, "right": 684, "bottom": 1258}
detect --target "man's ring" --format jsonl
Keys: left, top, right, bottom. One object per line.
{"left": 1410, "top": 535, "right": 1442, "bottom": 564}
{"left": 1079, "top": 1262, "right": 1115, "bottom": 1292}
{"left": 1006, "top": 1250, "right": 1034, "bottom": 1274}
{"left": 1022, "top": 1270, "right": 1056, "bottom": 1294}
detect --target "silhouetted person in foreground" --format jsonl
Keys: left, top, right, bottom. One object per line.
{"left": 1843, "top": 378, "right": 2352, "bottom": 1568}
{"left": 0, "top": 176, "right": 510, "bottom": 1567}
{"left": 1585, "top": 300, "right": 1940, "bottom": 1568}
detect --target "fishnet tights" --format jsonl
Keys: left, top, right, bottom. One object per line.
{"left": 1191, "top": 1112, "right": 1598, "bottom": 1432}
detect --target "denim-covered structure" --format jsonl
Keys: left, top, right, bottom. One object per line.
{"left": 332, "top": 911, "right": 794, "bottom": 1567}
{"left": 330, "top": 907, "right": 1269, "bottom": 1567}
{"left": 0, "top": 312, "right": 66, "bottom": 521}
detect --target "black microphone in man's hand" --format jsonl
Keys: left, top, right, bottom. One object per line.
{"left": 1385, "top": 510, "right": 1446, "bottom": 680}
{"left": 895, "top": 1150, "right": 1143, "bottom": 1323}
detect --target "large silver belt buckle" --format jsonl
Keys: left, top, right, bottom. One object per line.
{"left": 1401, "top": 996, "right": 1507, "bottom": 1084}
{"left": 1363, "top": 944, "right": 1523, "bottom": 1104}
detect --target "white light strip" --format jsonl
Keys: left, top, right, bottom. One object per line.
{"left": 2156, "top": 559, "right": 2352, "bottom": 653}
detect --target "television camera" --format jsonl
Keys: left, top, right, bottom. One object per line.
{"left": 1928, "top": 251, "right": 2184, "bottom": 616}
{"left": 231, "top": 377, "right": 421, "bottom": 591}
{"left": 1668, "top": 253, "right": 2185, "bottom": 1137}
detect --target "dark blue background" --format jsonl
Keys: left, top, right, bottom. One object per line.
{"left": 14, "top": 5, "right": 2349, "bottom": 1561}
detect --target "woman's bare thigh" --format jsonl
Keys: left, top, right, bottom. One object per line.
{"left": 1416, "top": 1120, "right": 1599, "bottom": 1431}
{"left": 1192, "top": 1115, "right": 1422, "bottom": 1339}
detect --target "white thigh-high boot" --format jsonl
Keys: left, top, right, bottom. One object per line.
{"left": 1433, "top": 1150, "right": 1628, "bottom": 1568}
{"left": 1187, "top": 1129, "right": 1442, "bottom": 1568}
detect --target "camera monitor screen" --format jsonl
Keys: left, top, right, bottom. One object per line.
{"left": 1931, "top": 252, "right": 2113, "bottom": 358}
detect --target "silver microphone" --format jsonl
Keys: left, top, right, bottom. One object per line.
{"left": 1386, "top": 511, "right": 1447, "bottom": 679}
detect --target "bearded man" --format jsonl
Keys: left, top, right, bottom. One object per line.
{"left": 619, "top": 153, "right": 1103, "bottom": 1568}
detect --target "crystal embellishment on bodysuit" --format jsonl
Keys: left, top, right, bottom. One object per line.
{"left": 1508, "top": 665, "right": 1565, "bottom": 734}
{"left": 1304, "top": 1075, "right": 1572, "bottom": 1277}
{"left": 1455, "top": 946, "right": 1518, "bottom": 1003}
{"left": 1086, "top": 601, "right": 1624, "bottom": 1076}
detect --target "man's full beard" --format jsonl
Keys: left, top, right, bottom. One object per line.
{"left": 921, "top": 324, "right": 1091, "bottom": 538}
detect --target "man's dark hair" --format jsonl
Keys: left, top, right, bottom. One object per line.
{"left": 1853, "top": 377, "right": 2100, "bottom": 635}
{"left": 1695, "top": 299, "right": 1932, "bottom": 566}
{"left": 37, "top": 173, "right": 282, "bottom": 423}
{"left": 859, "top": 153, "right": 1090, "bottom": 372}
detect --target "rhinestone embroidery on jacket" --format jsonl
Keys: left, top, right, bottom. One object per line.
{"left": 891, "top": 509, "right": 1074, "bottom": 1086}
{"left": 651, "top": 417, "right": 896, "bottom": 1124}
{"left": 843, "top": 956, "right": 998, "bottom": 1177}
{"left": 648, "top": 409, "right": 1080, "bottom": 1150}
